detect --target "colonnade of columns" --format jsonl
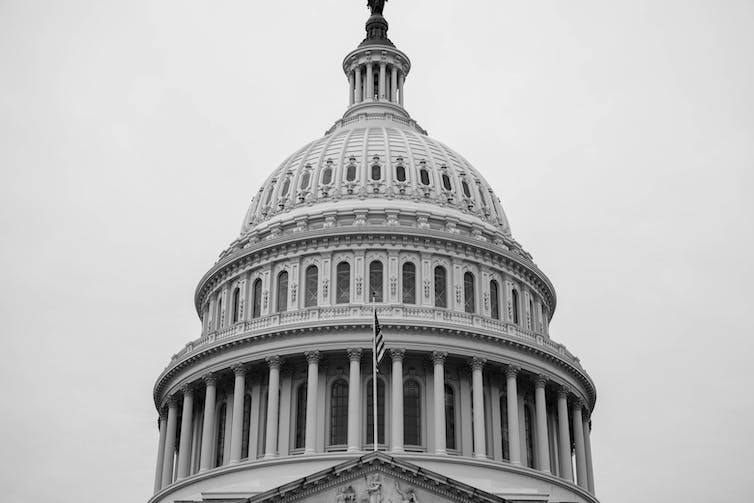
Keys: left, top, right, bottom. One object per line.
{"left": 153, "top": 349, "right": 595, "bottom": 496}
{"left": 348, "top": 62, "right": 405, "bottom": 107}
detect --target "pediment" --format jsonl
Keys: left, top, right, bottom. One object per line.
{"left": 246, "top": 452, "right": 508, "bottom": 503}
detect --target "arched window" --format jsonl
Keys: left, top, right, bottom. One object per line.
{"left": 232, "top": 287, "right": 240, "bottom": 324}
{"left": 441, "top": 173, "right": 452, "bottom": 191}
{"left": 462, "top": 180, "right": 471, "bottom": 197}
{"left": 215, "top": 403, "right": 227, "bottom": 467}
{"left": 304, "top": 265, "right": 318, "bottom": 307}
{"left": 434, "top": 266, "right": 447, "bottom": 308}
{"left": 500, "top": 393, "right": 509, "bottom": 460}
{"left": 322, "top": 167, "right": 333, "bottom": 185}
{"left": 369, "top": 261, "right": 383, "bottom": 302}
{"left": 241, "top": 394, "right": 251, "bottom": 458}
{"left": 264, "top": 184, "right": 275, "bottom": 205}
{"left": 371, "top": 164, "right": 381, "bottom": 181}
{"left": 528, "top": 298, "right": 534, "bottom": 329}
{"left": 512, "top": 288, "right": 520, "bottom": 325}
{"left": 402, "top": 262, "right": 416, "bottom": 304}
{"left": 346, "top": 164, "right": 356, "bottom": 181}
{"left": 404, "top": 380, "right": 421, "bottom": 446}
{"left": 336, "top": 262, "right": 350, "bottom": 304}
{"left": 300, "top": 170, "right": 311, "bottom": 190}
{"left": 216, "top": 296, "right": 224, "bottom": 329}
{"left": 294, "top": 385, "right": 306, "bottom": 449}
{"left": 366, "top": 378, "right": 385, "bottom": 446}
{"left": 252, "top": 279, "right": 262, "bottom": 319}
{"left": 280, "top": 177, "right": 290, "bottom": 196}
{"left": 444, "top": 384, "right": 456, "bottom": 450}
{"left": 396, "top": 165, "right": 406, "bottom": 182}
{"left": 330, "top": 379, "right": 349, "bottom": 446}
{"left": 276, "top": 271, "right": 288, "bottom": 312}
{"left": 464, "top": 272, "right": 475, "bottom": 313}
{"left": 419, "top": 168, "right": 430, "bottom": 185}
{"left": 490, "top": 280, "right": 500, "bottom": 319}
{"left": 524, "top": 404, "right": 535, "bottom": 468}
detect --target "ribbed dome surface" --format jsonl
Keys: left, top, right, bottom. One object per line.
{"left": 241, "top": 118, "right": 511, "bottom": 236}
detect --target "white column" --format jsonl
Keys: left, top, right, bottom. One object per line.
{"left": 176, "top": 387, "right": 194, "bottom": 479}
{"left": 379, "top": 62, "right": 386, "bottom": 100}
{"left": 229, "top": 364, "right": 247, "bottom": 463}
{"left": 161, "top": 397, "right": 179, "bottom": 488}
{"left": 573, "top": 400, "right": 588, "bottom": 489}
{"left": 199, "top": 374, "right": 216, "bottom": 471}
{"left": 304, "top": 351, "right": 320, "bottom": 454}
{"left": 390, "top": 348, "right": 405, "bottom": 453}
{"left": 398, "top": 71, "right": 405, "bottom": 105}
{"left": 557, "top": 388, "right": 574, "bottom": 481}
{"left": 264, "top": 356, "right": 282, "bottom": 458}
{"left": 366, "top": 62, "right": 374, "bottom": 100}
{"left": 153, "top": 412, "right": 168, "bottom": 493}
{"left": 471, "top": 357, "right": 486, "bottom": 458}
{"left": 347, "top": 348, "right": 362, "bottom": 452}
{"left": 506, "top": 366, "right": 522, "bottom": 464}
{"left": 348, "top": 70, "right": 355, "bottom": 106}
{"left": 355, "top": 66, "right": 363, "bottom": 103}
{"left": 534, "top": 376, "right": 551, "bottom": 473}
{"left": 432, "top": 351, "right": 447, "bottom": 454}
{"left": 390, "top": 66, "right": 398, "bottom": 102}
{"left": 584, "top": 414, "right": 595, "bottom": 494}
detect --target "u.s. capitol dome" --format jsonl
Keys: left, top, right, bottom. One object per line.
{"left": 149, "top": 6, "right": 600, "bottom": 503}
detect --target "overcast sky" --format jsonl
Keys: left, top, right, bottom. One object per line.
{"left": 1, "top": 1, "right": 752, "bottom": 502}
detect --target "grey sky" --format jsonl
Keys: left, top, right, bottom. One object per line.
{"left": 1, "top": 1, "right": 752, "bottom": 501}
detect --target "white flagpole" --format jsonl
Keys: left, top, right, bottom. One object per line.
{"left": 372, "top": 296, "right": 378, "bottom": 452}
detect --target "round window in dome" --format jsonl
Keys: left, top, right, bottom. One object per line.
{"left": 442, "top": 174, "right": 452, "bottom": 191}
{"left": 396, "top": 165, "right": 406, "bottom": 182}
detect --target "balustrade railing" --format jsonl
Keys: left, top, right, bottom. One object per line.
{"left": 169, "top": 304, "right": 580, "bottom": 370}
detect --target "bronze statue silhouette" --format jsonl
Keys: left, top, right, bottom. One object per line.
{"left": 368, "top": 0, "right": 387, "bottom": 15}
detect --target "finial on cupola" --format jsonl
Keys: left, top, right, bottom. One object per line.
{"left": 362, "top": 0, "right": 393, "bottom": 47}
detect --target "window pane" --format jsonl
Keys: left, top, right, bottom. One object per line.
{"left": 445, "top": 384, "right": 455, "bottom": 450}
{"left": 462, "top": 180, "right": 471, "bottom": 197}
{"left": 371, "top": 164, "right": 381, "bottom": 181}
{"left": 346, "top": 164, "right": 356, "bottom": 181}
{"left": 434, "top": 266, "right": 447, "bottom": 308}
{"left": 300, "top": 171, "right": 311, "bottom": 190}
{"left": 232, "top": 287, "right": 240, "bottom": 323}
{"left": 277, "top": 272, "right": 288, "bottom": 312}
{"left": 464, "top": 272, "right": 475, "bottom": 313}
{"left": 396, "top": 165, "right": 406, "bottom": 182}
{"left": 252, "top": 279, "right": 262, "bottom": 318}
{"left": 366, "top": 379, "right": 385, "bottom": 445}
{"left": 490, "top": 280, "right": 500, "bottom": 320}
{"left": 322, "top": 167, "right": 332, "bottom": 185}
{"left": 305, "top": 265, "right": 318, "bottom": 307}
{"left": 295, "top": 385, "right": 306, "bottom": 449}
{"left": 512, "top": 289, "right": 519, "bottom": 324}
{"left": 500, "top": 393, "right": 509, "bottom": 460}
{"left": 369, "top": 261, "right": 383, "bottom": 302}
{"left": 330, "top": 380, "right": 348, "bottom": 445}
{"left": 336, "top": 262, "right": 350, "bottom": 304}
{"left": 420, "top": 169, "right": 430, "bottom": 185}
{"left": 241, "top": 394, "right": 251, "bottom": 458}
{"left": 402, "top": 263, "right": 416, "bottom": 304}
{"left": 215, "top": 403, "right": 227, "bottom": 467}
{"left": 404, "top": 380, "right": 421, "bottom": 446}
{"left": 525, "top": 406, "right": 535, "bottom": 468}
{"left": 281, "top": 178, "right": 290, "bottom": 196}
{"left": 442, "top": 174, "right": 452, "bottom": 190}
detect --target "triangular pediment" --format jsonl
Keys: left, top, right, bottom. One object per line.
{"left": 242, "top": 452, "right": 509, "bottom": 503}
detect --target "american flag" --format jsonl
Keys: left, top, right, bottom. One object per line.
{"left": 373, "top": 310, "right": 385, "bottom": 364}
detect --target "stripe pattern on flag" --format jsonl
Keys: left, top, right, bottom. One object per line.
{"left": 374, "top": 311, "right": 385, "bottom": 364}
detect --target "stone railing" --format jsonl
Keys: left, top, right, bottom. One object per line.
{"left": 169, "top": 305, "right": 579, "bottom": 370}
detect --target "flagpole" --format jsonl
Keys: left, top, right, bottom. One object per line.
{"left": 372, "top": 296, "right": 378, "bottom": 452}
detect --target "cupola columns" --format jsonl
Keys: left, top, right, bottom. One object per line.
{"left": 432, "top": 351, "right": 448, "bottom": 455}
{"left": 176, "top": 386, "right": 195, "bottom": 479}
{"left": 229, "top": 365, "right": 247, "bottom": 463}
{"left": 199, "top": 374, "right": 217, "bottom": 471}
{"left": 264, "top": 356, "right": 282, "bottom": 459}
{"left": 557, "top": 389, "right": 574, "bottom": 481}
{"left": 304, "top": 351, "right": 321, "bottom": 454}
{"left": 347, "top": 348, "right": 363, "bottom": 452}
{"left": 535, "top": 377, "right": 552, "bottom": 473}
{"left": 472, "top": 357, "right": 487, "bottom": 458}
{"left": 505, "top": 366, "right": 522, "bottom": 464}
{"left": 160, "top": 398, "right": 179, "bottom": 488}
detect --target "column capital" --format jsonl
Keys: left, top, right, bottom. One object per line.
{"left": 347, "top": 347, "right": 363, "bottom": 362}
{"left": 558, "top": 386, "right": 570, "bottom": 399}
{"left": 203, "top": 372, "right": 217, "bottom": 386}
{"left": 431, "top": 351, "right": 448, "bottom": 365}
{"left": 305, "top": 350, "right": 321, "bottom": 364}
{"left": 231, "top": 363, "right": 247, "bottom": 377}
{"left": 572, "top": 397, "right": 585, "bottom": 410}
{"left": 181, "top": 385, "right": 194, "bottom": 398}
{"left": 158, "top": 410, "right": 168, "bottom": 421}
{"left": 389, "top": 348, "right": 406, "bottom": 361}
{"left": 167, "top": 395, "right": 179, "bottom": 408}
{"left": 505, "top": 364, "right": 520, "bottom": 378}
{"left": 471, "top": 356, "right": 486, "bottom": 371}
{"left": 266, "top": 355, "right": 282, "bottom": 369}
{"left": 534, "top": 374, "right": 548, "bottom": 388}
